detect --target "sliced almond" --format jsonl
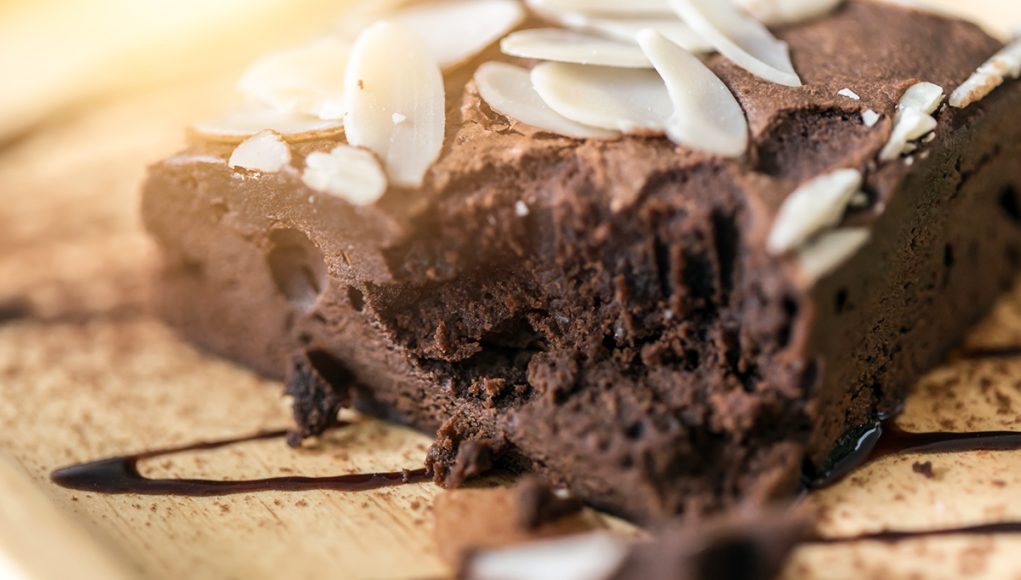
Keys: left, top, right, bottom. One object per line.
{"left": 797, "top": 228, "right": 870, "bottom": 284}
{"left": 768, "top": 168, "right": 862, "bottom": 254}
{"left": 344, "top": 21, "right": 445, "bottom": 189}
{"left": 879, "top": 82, "right": 943, "bottom": 161}
{"left": 525, "top": 0, "right": 672, "bottom": 16}
{"left": 237, "top": 39, "right": 350, "bottom": 120}
{"left": 879, "top": 109, "right": 937, "bottom": 161}
{"left": 394, "top": 0, "right": 525, "bottom": 70}
{"left": 861, "top": 109, "right": 880, "bottom": 127}
{"left": 837, "top": 88, "right": 860, "bottom": 100}
{"left": 228, "top": 130, "right": 292, "bottom": 173}
{"left": 898, "top": 81, "right": 944, "bottom": 116}
{"left": 302, "top": 145, "right": 388, "bottom": 206}
{"left": 732, "top": 0, "right": 842, "bottom": 26}
{"left": 465, "top": 533, "right": 630, "bottom": 580}
{"left": 531, "top": 62, "right": 672, "bottom": 133}
{"left": 475, "top": 62, "right": 619, "bottom": 139}
{"left": 637, "top": 30, "right": 748, "bottom": 157}
{"left": 545, "top": 11, "right": 712, "bottom": 53}
{"left": 949, "top": 38, "right": 1021, "bottom": 109}
{"left": 191, "top": 105, "right": 344, "bottom": 143}
{"left": 501, "top": 28, "right": 652, "bottom": 68}
{"left": 667, "top": 0, "right": 802, "bottom": 87}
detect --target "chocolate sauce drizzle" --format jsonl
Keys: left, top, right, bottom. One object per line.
{"left": 807, "top": 419, "right": 1021, "bottom": 488}
{"left": 49, "top": 354, "right": 1021, "bottom": 549}
{"left": 811, "top": 521, "right": 1021, "bottom": 545}
{"left": 51, "top": 428, "right": 429, "bottom": 496}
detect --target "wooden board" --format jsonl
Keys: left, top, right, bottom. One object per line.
{"left": 2, "top": 2, "right": 1021, "bottom": 579}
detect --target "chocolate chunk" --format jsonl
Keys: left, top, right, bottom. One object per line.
{"left": 285, "top": 349, "right": 354, "bottom": 445}
{"left": 912, "top": 460, "right": 936, "bottom": 479}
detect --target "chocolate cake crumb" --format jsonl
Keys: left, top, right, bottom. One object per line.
{"left": 515, "top": 477, "right": 583, "bottom": 530}
{"left": 285, "top": 349, "right": 354, "bottom": 445}
{"left": 912, "top": 461, "right": 935, "bottom": 479}
{"left": 426, "top": 416, "right": 504, "bottom": 487}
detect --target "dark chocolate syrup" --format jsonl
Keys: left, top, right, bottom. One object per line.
{"left": 48, "top": 344, "right": 1021, "bottom": 550}
{"left": 51, "top": 428, "right": 429, "bottom": 496}
{"left": 806, "top": 420, "right": 1021, "bottom": 488}
{"left": 810, "top": 521, "right": 1021, "bottom": 545}
{"left": 798, "top": 415, "right": 1021, "bottom": 545}
{"left": 960, "top": 346, "right": 1021, "bottom": 360}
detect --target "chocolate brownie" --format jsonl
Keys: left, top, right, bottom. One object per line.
{"left": 142, "top": 0, "right": 1021, "bottom": 519}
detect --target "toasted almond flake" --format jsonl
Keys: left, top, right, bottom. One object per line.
{"left": 899, "top": 81, "right": 944, "bottom": 115}
{"left": 475, "top": 62, "right": 618, "bottom": 139}
{"left": 192, "top": 105, "right": 344, "bottom": 142}
{"left": 228, "top": 131, "right": 292, "bottom": 173}
{"left": 501, "top": 28, "right": 652, "bottom": 68}
{"left": 637, "top": 30, "right": 748, "bottom": 157}
{"left": 837, "top": 88, "right": 860, "bottom": 100}
{"left": 798, "top": 228, "right": 870, "bottom": 284}
{"left": 768, "top": 168, "right": 862, "bottom": 254}
{"left": 667, "top": 0, "right": 801, "bottom": 87}
{"left": 861, "top": 109, "right": 880, "bottom": 127}
{"left": 549, "top": 12, "right": 712, "bottom": 53}
{"left": 393, "top": 0, "right": 525, "bottom": 70}
{"left": 165, "top": 154, "right": 226, "bottom": 166}
{"left": 465, "top": 533, "right": 629, "bottom": 580}
{"left": 525, "top": 0, "right": 671, "bottom": 16}
{"left": 302, "top": 145, "right": 388, "bottom": 206}
{"left": 531, "top": 62, "right": 672, "bottom": 133}
{"left": 733, "top": 0, "right": 842, "bottom": 26}
{"left": 344, "top": 21, "right": 445, "bottom": 189}
{"left": 949, "top": 38, "right": 1021, "bottom": 108}
{"left": 879, "top": 82, "right": 943, "bottom": 161}
{"left": 238, "top": 39, "right": 350, "bottom": 120}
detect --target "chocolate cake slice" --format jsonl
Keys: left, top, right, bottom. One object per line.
{"left": 142, "top": 0, "right": 1021, "bottom": 519}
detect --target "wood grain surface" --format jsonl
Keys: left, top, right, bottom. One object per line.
{"left": 2, "top": 1, "right": 1021, "bottom": 579}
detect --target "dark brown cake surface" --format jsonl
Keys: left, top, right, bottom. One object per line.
{"left": 142, "top": 1, "right": 1021, "bottom": 519}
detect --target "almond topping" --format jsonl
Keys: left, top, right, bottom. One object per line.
{"left": 344, "top": 21, "right": 446, "bottom": 189}
{"left": 475, "top": 62, "right": 619, "bottom": 139}
{"left": 949, "top": 38, "right": 1021, "bottom": 109}
{"left": 667, "top": 0, "right": 802, "bottom": 87}
{"left": 733, "top": 0, "right": 843, "bottom": 26}
{"left": 228, "top": 130, "right": 292, "bottom": 173}
{"left": 394, "top": 0, "right": 526, "bottom": 70}
{"left": 768, "top": 169, "right": 863, "bottom": 254}
{"left": 191, "top": 105, "right": 343, "bottom": 142}
{"left": 237, "top": 39, "right": 350, "bottom": 120}
{"left": 637, "top": 30, "right": 748, "bottom": 157}
{"left": 302, "top": 145, "right": 388, "bottom": 206}
{"left": 531, "top": 62, "right": 672, "bottom": 133}
{"left": 501, "top": 28, "right": 653, "bottom": 68}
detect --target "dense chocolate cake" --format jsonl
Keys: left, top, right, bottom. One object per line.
{"left": 142, "top": 0, "right": 1021, "bottom": 519}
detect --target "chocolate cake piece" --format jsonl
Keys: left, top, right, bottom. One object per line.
{"left": 142, "top": 0, "right": 1021, "bottom": 519}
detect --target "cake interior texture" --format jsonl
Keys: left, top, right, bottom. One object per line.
{"left": 142, "top": 1, "right": 1021, "bottom": 519}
